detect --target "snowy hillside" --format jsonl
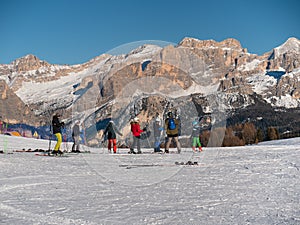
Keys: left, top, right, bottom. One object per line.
{"left": 0, "top": 135, "right": 299, "bottom": 224}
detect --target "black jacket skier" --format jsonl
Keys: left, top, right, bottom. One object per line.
{"left": 103, "top": 121, "right": 122, "bottom": 153}
{"left": 52, "top": 113, "right": 64, "bottom": 153}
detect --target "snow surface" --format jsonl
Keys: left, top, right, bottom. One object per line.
{"left": 0, "top": 135, "right": 299, "bottom": 224}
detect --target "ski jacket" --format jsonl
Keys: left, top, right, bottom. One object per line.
{"left": 52, "top": 115, "right": 64, "bottom": 134}
{"left": 104, "top": 122, "right": 122, "bottom": 139}
{"left": 131, "top": 122, "right": 144, "bottom": 137}
{"left": 191, "top": 121, "right": 200, "bottom": 137}
{"left": 165, "top": 117, "right": 180, "bottom": 136}
{"left": 72, "top": 124, "right": 80, "bottom": 137}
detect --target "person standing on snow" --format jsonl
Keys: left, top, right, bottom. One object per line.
{"left": 71, "top": 120, "right": 81, "bottom": 153}
{"left": 129, "top": 117, "right": 145, "bottom": 154}
{"left": 103, "top": 120, "right": 123, "bottom": 154}
{"left": 191, "top": 118, "right": 203, "bottom": 152}
{"left": 52, "top": 113, "right": 64, "bottom": 155}
{"left": 164, "top": 111, "right": 181, "bottom": 153}
{"left": 153, "top": 116, "right": 163, "bottom": 152}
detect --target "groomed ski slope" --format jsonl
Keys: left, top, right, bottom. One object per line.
{"left": 0, "top": 135, "right": 299, "bottom": 225}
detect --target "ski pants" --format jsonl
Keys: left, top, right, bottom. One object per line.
{"left": 54, "top": 133, "right": 62, "bottom": 151}
{"left": 192, "top": 137, "right": 202, "bottom": 147}
{"left": 154, "top": 136, "right": 161, "bottom": 151}
{"left": 108, "top": 139, "right": 117, "bottom": 153}
{"left": 72, "top": 136, "right": 80, "bottom": 151}
{"left": 132, "top": 136, "right": 141, "bottom": 152}
{"left": 165, "top": 135, "right": 181, "bottom": 152}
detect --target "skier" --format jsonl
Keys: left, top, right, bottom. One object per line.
{"left": 129, "top": 117, "right": 145, "bottom": 154}
{"left": 153, "top": 116, "right": 163, "bottom": 152}
{"left": 191, "top": 118, "right": 202, "bottom": 152}
{"left": 103, "top": 120, "right": 123, "bottom": 154}
{"left": 164, "top": 111, "right": 181, "bottom": 153}
{"left": 71, "top": 120, "right": 81, "bottom": 153}
{"left": 52, "top": 113, "right": 65, "bottom": 155}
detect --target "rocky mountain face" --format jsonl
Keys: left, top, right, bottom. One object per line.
{"left": 0, "top": 37, "right": 299, "bottom": 145}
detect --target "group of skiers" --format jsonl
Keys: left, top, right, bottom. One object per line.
{"left": 102, "top": 111, "right": 205, "bottom": 154}
{"left": 51, "top": 110, "right": 207, "bottom": 155}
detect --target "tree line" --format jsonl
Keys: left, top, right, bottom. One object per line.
{"left": 200, "top": 122, "right": 282, "bottom": 147}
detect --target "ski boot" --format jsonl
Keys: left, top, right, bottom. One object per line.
{"left": 128, "top": 149, "right": 136, "bottom": 154}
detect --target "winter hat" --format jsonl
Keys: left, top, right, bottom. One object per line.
{"left": 155, "top": 117, "right": 160, "bottom": 122}
{"left": 134, "top": 117, "right": 139, "bottom": 122}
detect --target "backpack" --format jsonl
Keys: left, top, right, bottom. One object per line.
{"left": 168, "top": 118, "right": 176, "bottom": 130}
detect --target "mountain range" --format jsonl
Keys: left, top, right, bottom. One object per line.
{"left": 0, "top": 37, "right": 299, "bottom": 146}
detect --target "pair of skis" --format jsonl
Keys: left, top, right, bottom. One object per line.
{"left": 119, "top": 161, "right": 199, "bottom": 169}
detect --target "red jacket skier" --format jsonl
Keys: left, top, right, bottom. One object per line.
{"left": 131, "top": 120, "right": 144, "bottom": 137}
{"left": 129, "top": 117, "right": 145, "bottom": 154}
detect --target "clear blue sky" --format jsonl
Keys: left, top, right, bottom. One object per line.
{"left": 0, "top": 0, "right": 299, "bottom": 65}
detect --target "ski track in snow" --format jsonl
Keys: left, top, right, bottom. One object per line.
{"left": 0, "top": 135, "right": 300, "bottom": 224}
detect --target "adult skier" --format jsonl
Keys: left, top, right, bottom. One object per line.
{"left": 52, "top": 113, "right": 65, "bottom": 155}
{"left": 103, "top": 120, "right": 123, "bottom": 154}
{"left": 71, "top": 120, "right": 81, "bottom": 153}
{"left": 164, "top": 111, "right": 181, "bottom": 153}
{"left": 129, "top": 117, "right": 145, "bottom": 154}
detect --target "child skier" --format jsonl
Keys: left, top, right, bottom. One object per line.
{"left": 191, "top": 118, "right": 202, "bottom": 152}
{"left": 103, "top": 120, "right": 123, "bottom": 154}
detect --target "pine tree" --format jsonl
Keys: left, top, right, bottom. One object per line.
{"left": 267, "top": 127, "right": 279, "bottom": 140}
{"left": 256, "top": 128, "right": 264, "bottom": 143}
{"left": 242, "top": 122, "right": 256, "bottom": 145}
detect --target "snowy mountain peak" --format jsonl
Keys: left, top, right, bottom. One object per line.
{"left": 274, "top": 37, "right": 300, "bottom": 57}
{"left": 11, "top": 54, "right": 50, "bottom": 72}
{"left": 13, "top": 54, "right": 45, "bottom": 65}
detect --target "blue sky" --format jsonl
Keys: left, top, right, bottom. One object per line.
{"left": 0, "top": 0, "right": 299, "bottom": 65}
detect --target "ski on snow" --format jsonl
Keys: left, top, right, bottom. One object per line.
{"left": 119, "top": 161, "right": 199, "bottom": 169}
{"left": 35, "top": 153, "right": 70, "bottom": 157}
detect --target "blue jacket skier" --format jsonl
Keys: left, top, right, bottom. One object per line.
{"left": 164, "top": 111, "right": 181, "bottom": 153}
